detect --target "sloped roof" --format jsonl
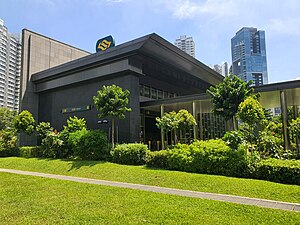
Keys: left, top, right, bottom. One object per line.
{"left": 32, "top": 33, "right": 223, "bottom": 85}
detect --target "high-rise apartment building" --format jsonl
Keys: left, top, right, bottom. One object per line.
{"left": 174, "top": 35, "right": 195, "bottom": 57}
{"left": 0, "top": 19, "right": 21, "bottom": 110}
{"left": 231, "top": 27, "right": 268, "bottom": 86}
{"left": 212, "top": 62, "right": 228, "bottom": 77}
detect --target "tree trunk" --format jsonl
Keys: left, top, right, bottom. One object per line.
{"left": 112, "top": 118, "right": 115, "bottom": 149}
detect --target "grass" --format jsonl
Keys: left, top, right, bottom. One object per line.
{"left": 0, "top": 172, "right": 299, "bottom": 225}
{"left": 0, "top": 157, "right": 299, "bottom": 204}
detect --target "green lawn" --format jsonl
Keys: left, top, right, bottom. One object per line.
{"left": 0, "top": 157, "right": 299, "bottom": 204}
{"left": 0, "top": 172, "right": 299, "bottom": 225}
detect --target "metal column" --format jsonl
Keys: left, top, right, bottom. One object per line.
{"left": 280, "top": 90, "right": 290, "bottom": 150}
{"left": 192, "top": 101, "right": 197, "bottom": 140}
{"left": 160, "top": 104, "right": 165, "bottom": 150}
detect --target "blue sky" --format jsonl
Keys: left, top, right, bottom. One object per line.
{"left": 1, "top": 0, "right": 300, "bottom": 83}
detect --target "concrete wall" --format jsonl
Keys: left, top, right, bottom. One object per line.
{"left": 20, "top": 29, "right": 90, "bottom": 145}
{"left": 38, "top": 74, "right": 140, "bottom": 143}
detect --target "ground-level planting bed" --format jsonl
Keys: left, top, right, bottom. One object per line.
{"left": 0, "top": 173, "right": 299, "bottom": 225}
{"left": 0, "top": 157, "right": 299, "bottom": 203}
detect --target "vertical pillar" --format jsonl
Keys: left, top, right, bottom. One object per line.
{"left": 160, "top": 104, "right": 165, "bottom": 150}
{"left": 192, "top": 101, "right": 197, "bottom": 140}
{"left": 199, "top": 103, "right": 203, "bottom": 140}
{"left": 293, "top": 105, "right": 299, "bottom": 154}
{"left": 280, "top": 90, "right": 290, "bottom": 150}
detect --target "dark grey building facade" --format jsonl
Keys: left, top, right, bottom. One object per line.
{"left": 21, "top": 32, "right": 223, "bottom": 146}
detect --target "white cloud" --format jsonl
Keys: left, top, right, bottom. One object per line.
{"left": 156, "top": 0, "right": 237, "bottom": 20}
{"left": 268, "top": 18, "right": 300, "bottom": 36}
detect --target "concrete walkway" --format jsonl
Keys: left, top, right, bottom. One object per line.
{"left": 0, "top": 168, "right": 299, "bottom": 212}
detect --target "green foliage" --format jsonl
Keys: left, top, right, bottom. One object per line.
{"left": 18, "top": 146, "right": 43, "bottom": 158}
{"left": 146, "top": 139, "right": 248, "bottom": 177}
{"left": 207, "top": 74, "right": 254, "bottom": 120}
{"left": 111, "top": 143, "right": 149, "bottom": 165}
{"left": 238, "top": 96, "right": 265, "bottom": 126}
{"left": 0, "top": 129, "right": 18, "bottom": 157}
{"left": 289, "top": 116, "right": 300, "bottom": 139}
{"left": 93, "top": 85, "right": 132, "bottom": 119}
{"left": 36, "top": 122, "right": 53, "bottom": 139}
{"left": 63, "top": 116, "right": 87, "bottom": 133}
{"left": 176, "top": 109, "right": 197, "bottom": 130}
{"left": 71, "top": 129, "right": 109, "bottom": 160}
{"left": 40, "top": 131, "right": 64, "bottom": 158}
{"left": 93, "top": 84, "right": 131, "bottom": 149}
{"left": 156, "top": 111, "right": 178, "bottom": 132}
{"left": 251, "top": 158, "right": 300, "bottom": 185}
{"left": 14, "top": 110, "right": 36, "bottom": 135}
{"left": 222, "top": 130, "right": 244, "bottom": 149}
{"left": 256, "top": 131, "right": 286, "bottom": 159}
{"left": 146, "top": 150, "right": 169, "bottom": 168}
{"left": 0, "top": 107, "right": 17, "bottom": 130}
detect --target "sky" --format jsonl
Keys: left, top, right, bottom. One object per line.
{"left": 1, "top": 0, "right": 300, "bottom": 83}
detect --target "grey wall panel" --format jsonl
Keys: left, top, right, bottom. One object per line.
{"left": 38, "top": 74, "right": 140, "bottom": 143}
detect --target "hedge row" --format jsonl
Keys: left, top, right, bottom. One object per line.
{"left": 146, "top": 140, "right": 249, "bottom": 177}
{"left": 2, "top": 140, "right": 300, "bottom": 185}
{"left": 251, "top": 158, "right": 300, "bottom": 185}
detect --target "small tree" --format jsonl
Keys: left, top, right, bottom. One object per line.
{"left": 93, "top": 85, "right": 131, "bottom": 149}
{"left": 176, "top": 109, "right": 197, "bottom": 143}
{"left": 14, "top": 110, "right": 36, "bottom": 135}
{"left": 0, "top": 108, "right": 17, "bottom": 130}
{"left": 156, "top": 111, "right": 178, "bottom": 144}
{"left": 207, "top": 74, "right": 254, "bottom": 129}
{"left": 237, "top": 96, "right": 265, "bottom": 148}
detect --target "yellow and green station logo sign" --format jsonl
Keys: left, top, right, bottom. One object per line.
{"left": 96, "top": 35, "right": 115, "bottom": 52}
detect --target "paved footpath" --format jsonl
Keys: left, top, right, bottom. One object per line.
{"left": 1, "top": 168, "right": 299, "bottom": 212}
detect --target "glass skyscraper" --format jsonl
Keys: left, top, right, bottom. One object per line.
{"left": 231, "top": 27, "right": 268, "bottom": 86}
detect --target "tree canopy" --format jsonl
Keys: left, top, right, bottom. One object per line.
{"left": 93, "top": 85, "right": 131, "bottom": 149}
{"left": 13, "top": 110, "right": 36, "bottom": 135}
{"left": 207, "top": 74, "right": 254, "bottom": 120}
{"left": 0, "top": 108, "right": 17, "bottom": 130}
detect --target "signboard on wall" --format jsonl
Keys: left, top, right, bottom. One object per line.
{"left": 96, "top": 35, "right": 115, "bottom": 52}
{"left": 62, "top": 105, "right": 91, "bottom": 114}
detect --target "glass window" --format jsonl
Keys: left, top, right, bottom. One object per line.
{"left": 151, "top": 88, "right": 157, "bottom": 99}
{"left": 158, "top": 90, "right": 163, "bottom": 99}
{"left": 144, "top": 86, "right": 150, "bottom": 98}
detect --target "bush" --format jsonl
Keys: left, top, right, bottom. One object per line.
{"left": 146, "top": 139, "right": 248, "bottom": 177}
{"left": 40, "top": 131, "right": 64, "bottom": 158}
{"left": 251, "top": 158, "right": 300, "bottom": 185}
{"left": 14, "top": 110, "right": 36, "bottom": 135}
{"left": 146, "top": 150, "right": 169, "bottom": 168}
{"left": 72, "top": 129, "right": 109, "bottom": 160}
{"left": 0, "top": 129, "right": 18, "bottom": 157}
{"left": 111, "top": 143, "right": 149, "bottom": 165}
{"left": 18, "top": 146, "right": 43, "bottom": 158}
{"left": 222, "top": 130, "right": 244, "bottom": 149}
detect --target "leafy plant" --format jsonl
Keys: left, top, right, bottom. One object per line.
{"left": 93, "top": 85, "right": 131, "bottom": 149}
{"left": 71, "top": 129, "right": 109, "bottom": 160}
{"left": 36, "top": 122, "right": 53, "bottom": 139}
{"left": 222, "top": 130, "right": 244, "bottom": 149}
{"left": 111, "top": 143, "right": 149, "bottom": 165}
{"left": 14, "top": 110, "right": 36, "bottom": 135}
{"left": 0, "top": 107, "right": 17, "bottom": 130}
{"left": 0, "top": 129, "right": 18, "bottom": 157}
{"left": 207, "top": 74, "right": 254, "bottom": 129}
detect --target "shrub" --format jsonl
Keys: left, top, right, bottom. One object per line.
{"left": 0, "top": 129, "right": 18, "bottom": 157}
{"left": 18, "top": 146, "right": 43, "bottom": 158}
{"left": 111, "top": 143, "right": 149, "bottom": 165}
{"left": 222, "top": 130, "right": 244, "bottom": 149}
{"left": 14, "top": 110, "right": 36, "bottom": 135}
{"left": 72, "top": 129, "right": 109, "bottom": 160}
{"left": 146, "top": 150, "right": 169, "bottom": 168}
{"left": 188, "top": 139, "right": 248, "bottom": 177}
{"left": 146, "top": 139, "right": 248, "bottom": 177}
{"left": 251, "top": 158, "right": 300, "bottom": 185}
{"left": 36, "top": 122, "right": 53, "bottom": 139}
{"left": 40, "top": 131, "right": 64, "bottom": 158}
